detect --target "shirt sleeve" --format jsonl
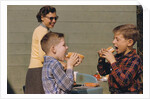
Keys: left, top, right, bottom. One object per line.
{"left": 97, "top": 57, "right": 111, "bottom": 76}
{"left": 110, "top": 56, "right": 142, "bottom": 87}
{"left": 52, "top": 61, "right": 74, "bottom": 92}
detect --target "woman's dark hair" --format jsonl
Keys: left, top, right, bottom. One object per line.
{"left": 36, "top": 6, "right": 56, "bottom": 22}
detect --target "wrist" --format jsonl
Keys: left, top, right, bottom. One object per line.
{"left": 98, "top": 57, "right": 105, "bottom": 62}
{"left": 110, "top": 60, "right": 116, "bottom": 65}
{"left": 67, "top": 65, "right": 73, "bottom": 69}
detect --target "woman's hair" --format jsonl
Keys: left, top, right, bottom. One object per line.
{"left": 113, "top": 24, "right": 140, "bottom": 45}
{"left": 41, "top": 32, "right": 64, "bottom": 54}
{"left": 36, "top": 6, "right": 56, "bottom": 22}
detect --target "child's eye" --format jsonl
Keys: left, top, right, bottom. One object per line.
{"left": 116, "top": 39, "right": 119, "bottom": 41}
{"left": 63, "top": 44, "right": 66, "bottom": 47}
{"left": 113, "top": 37, "right": 118, "bottom": 41}
{"left": 115, "top": 37, "right": 119, "bottom": 41}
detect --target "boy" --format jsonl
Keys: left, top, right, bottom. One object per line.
{"left": 97, "top": 24, "right": 143, "bottom": 94}
{"left": 41, "top": 32, "right": 80, "bottom": 94}
{"left": 25, "top": 5, "right": 58, "bottom": 94}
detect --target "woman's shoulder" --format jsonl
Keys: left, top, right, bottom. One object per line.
{"left": 34, "top": 25, "right": 48, "bottom": 33}
{"left": 32, "top": 25, "right": 48, "bottom": 39}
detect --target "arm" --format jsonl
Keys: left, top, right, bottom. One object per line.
{"left": 52, "top": 53, "right": 79, "bottom": 92}
{"left": 97, "top": 49, "right": 113, "bottom": 76}
{"left": 59, "top": 61, "right": 67, "bottom": 70}
{"left": 97, "top": 57, "right": 111, "bottom": 76}
{"left": 110, "top": 56, "right": 142, "bottom": 87}
{"left": 52, "top": 61, "right": 74, "bottom": 92}
{"left": 30, "top": 27, "right": 48, "bottom": 67}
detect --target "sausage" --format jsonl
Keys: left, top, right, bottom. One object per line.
{"left": 66, "top": 52, "right": 84, "bottom": 59}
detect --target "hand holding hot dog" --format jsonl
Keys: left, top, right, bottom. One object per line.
{"left": 67, "top": 53, "right": 79, "bottom": 69}
{"left": 98, "top": 47, "right": 116, "bottom": 64}
{"left": 66, "top": 52, "right": 84, "bottom": 67}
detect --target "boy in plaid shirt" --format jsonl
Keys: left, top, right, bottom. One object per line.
{"left": 41, "top": 32, "right": 82, "bottom": 94}
{"left": 97, "top": 24, "right": 143, "bottom": 94}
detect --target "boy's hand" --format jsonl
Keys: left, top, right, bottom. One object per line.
{"left": 74, "top": 57, "right": 83, "bottom": 67}
{"left": 98, "top": 48, "right": 105, "bottom": 57}
{"left": 98, "top": 48, "right": 116, "bottom": 64}
{"left": 67, "top": 53, "right": 79, "bottom": 69}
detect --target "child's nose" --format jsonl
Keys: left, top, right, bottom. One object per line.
{"left": 112, "top": 39, "right": 115, "bottom": 44}
{"left": 66, "top": 46, "right": 68, "bottom": 50}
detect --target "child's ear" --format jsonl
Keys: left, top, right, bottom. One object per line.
{"left": 50, "top": 45, "right": 56, "bottom": 54}
{"left": 127, "top": 39, "right": 134, "bottom": 46}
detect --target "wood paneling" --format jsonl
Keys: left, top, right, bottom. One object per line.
{"left": 7, "top": 5, "right": 137, "bottom": 93}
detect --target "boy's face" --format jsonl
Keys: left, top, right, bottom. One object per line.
{"left": 54, "top": 38, "right": 68, "bottom": 61}
{"left": 41, "top": 12, "right": 57, "bottom": 28}
{"left": 112, "top": 32, "right": 129, "bottom": 55}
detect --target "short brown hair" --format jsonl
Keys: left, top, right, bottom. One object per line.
{"left": 113, "top": 24, "right": 139, "bottom": 45}
{"left": 36, "top": 6, "right": 56, "bottom": 22}
{"left": 41, "top": 32, "right": 64, "bottom": 54}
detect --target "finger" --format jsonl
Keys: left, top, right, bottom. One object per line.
{"left": 98, "top": 49, "right": 104, "bottom": 56}
{"left": 79, "top": 58, "right": 82, "bottom": 63}
{"left": 74, "top": 61, "right": 80, "bottom": 66}
{"left": 71, "top": 53, "right": 77, "bottom": 58}
{"left": 102, "top": 49, "right": 108, "bottom": 53}
{"left": 74, "top": 58, "right": 81, "bottom": 66}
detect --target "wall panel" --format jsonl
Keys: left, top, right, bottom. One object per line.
{"left": 7, "top": 5, "right": 137, "bottom": 93}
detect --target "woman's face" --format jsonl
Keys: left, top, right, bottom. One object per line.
{"left": 41, "top": 12, "right": 58, "bottom": 28}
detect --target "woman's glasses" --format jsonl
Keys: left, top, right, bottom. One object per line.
{"left": 45, "top": 16, "right": 59, "bottom": 21}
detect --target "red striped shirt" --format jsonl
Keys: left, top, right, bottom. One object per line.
{"left": 97, "top": 49, "right": 143, "bottom": 93}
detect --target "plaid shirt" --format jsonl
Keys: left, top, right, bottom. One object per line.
{"left": 42, "top": 56, "right": 74, "bottom": 94}
{"left": 97, "top": 49, "right": 143, "bottom": 93}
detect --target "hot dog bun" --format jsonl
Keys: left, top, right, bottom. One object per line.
{"left": 100, "top": 46, "right": 114, "bottom": 57}
{"left": 66, "top": 52, "right": 84, "bottom": 59}
{"left": 107, "top": 46, "right": 115, "bottom": 53}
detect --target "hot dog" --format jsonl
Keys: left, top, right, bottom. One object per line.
{"left": 107, "top": 46, "right": 115, "bottom": 53}
{"left": 66, "top": 52, "right": 84, "bottom": 59}
{"left": 84, "top": 82, "right": 100, "bottom": 87}
{"left": 100, "top": 46, "right": 114, "bottom": 57}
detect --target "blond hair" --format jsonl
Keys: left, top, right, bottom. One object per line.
{"left": 41, "top": 32, "right": 64, "bottom": 54}
{"left": 113, "top": 24, "right": 139, "bottom": 45}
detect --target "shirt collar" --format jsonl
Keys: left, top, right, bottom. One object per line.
{"left": 40, "top": 23, "right": 50, "bottom": 31}
{"left": 115, "top": 49, "right": 136, "bottom": 58}
{"left": 44, "top": 56, "right": 56, "bottom": 62}
{"left": 125, "top": 49, "right": 136, "bottom": 57}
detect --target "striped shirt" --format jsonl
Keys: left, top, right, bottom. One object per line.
{"left": 97, "top": 49, "right": 143, "bottom": 93}
{"left": 42, "top": 56, "right": 74, "bottom": 94}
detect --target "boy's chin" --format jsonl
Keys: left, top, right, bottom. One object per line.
{"left": 59, "top": 57, "right": 65, "bottom": 61}
{"left": 116, "top": 50, "right": 121, "bottom": 54}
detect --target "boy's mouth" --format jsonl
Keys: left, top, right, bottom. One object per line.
{"left": 65, "top": 52, "right": 68, "bottom": 57}
{"left": 115, "top": 46, "right": 118, "bottom": 52}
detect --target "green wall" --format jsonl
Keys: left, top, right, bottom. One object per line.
{"left": 7, "top": 5, "right": 137, "bottom": 93}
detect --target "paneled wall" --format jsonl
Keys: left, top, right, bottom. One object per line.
{"left": 7, "top": 5, "right": 137, "bottom": 93}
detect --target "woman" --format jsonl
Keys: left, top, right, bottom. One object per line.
{"left": 25, "top": 6, "right": 58, "bottom": 94}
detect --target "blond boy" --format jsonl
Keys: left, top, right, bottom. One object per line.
{"left": 97, "top": 24, "right": 143, "bottom": 94}
{"left": 41, "top": 32, "right": 80, "bottom": 94}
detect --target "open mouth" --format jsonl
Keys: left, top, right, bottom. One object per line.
{"left": 115, "top": 46, "right": 118, "bottom": 49}
{"left": 114, "top": 46, "right": 118, "bottom": 52}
